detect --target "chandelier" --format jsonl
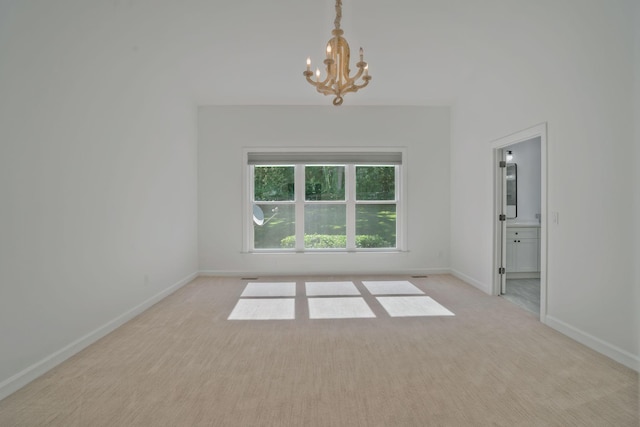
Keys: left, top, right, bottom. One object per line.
{"left": 303, "top": 0, "right": 371, "bottom": 106}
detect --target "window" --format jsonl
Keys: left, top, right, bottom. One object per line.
{"left": 246, "top": 150, "right": 404, "bottom": 252}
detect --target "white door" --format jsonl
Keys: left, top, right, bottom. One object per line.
{"left": 499, "top": 148, "right": 507, "bottom": 294}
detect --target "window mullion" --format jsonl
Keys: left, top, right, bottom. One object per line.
{"left": 346, "top": 164, "right": 356, "bottom": 250}
{"left": 247, "top": 166, "right": 255, "bottom": 251}
{"left": 295, "top": 164, "right": 305, "bottom": 251}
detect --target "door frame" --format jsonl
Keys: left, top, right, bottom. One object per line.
{"left": 491, "top": 123, "right": 547, "bottom": 321}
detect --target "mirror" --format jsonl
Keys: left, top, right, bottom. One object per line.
{"left": 506, "top": 163, "right": 517, "bottom": 218}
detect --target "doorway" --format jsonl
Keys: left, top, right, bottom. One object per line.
{"left": 492, "top": 124, "right": 547, "bottom": 321}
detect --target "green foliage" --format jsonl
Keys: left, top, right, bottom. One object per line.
{"left": 305, "top": 166, "right": 345, "bottom": 200}
{"left": 356, "top": 166, "right": 395, "bottom": 200}
{"left": 280, "top": 234, "right": 392, "bottom": 249}
{"left": 254, "top": 166, "right": 294, "bottom": 201}
{"left": 254, "top": 165, "right": 395, "bottom": 202}
{"left": 356, "top": 234, "right": 392, "bottom": 248}
{"left": 355, "top": 205, "right": 396, "bottom": 246}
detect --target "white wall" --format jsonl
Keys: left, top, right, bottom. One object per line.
{"left": 507, "top": 137, "right": 541, "bottom": 224}
{"left": 0, "top": 2, "right": 199, "bottom": 397}
{"left": 198, "top": 106, "right": 450, "bottom": 276}
{"left": 450, "top": 1, "right": 638, "bottom": 368}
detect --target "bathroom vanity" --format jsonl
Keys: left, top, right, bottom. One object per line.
{"left": 506, "top": 223, "right": 540, "bottom": 278}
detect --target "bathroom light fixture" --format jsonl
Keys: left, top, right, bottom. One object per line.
{"left": 303, "top": 0, "right": 371, "bottom": 106}
{"left": 506, "top": 151, "right": 513, "bottom": 162}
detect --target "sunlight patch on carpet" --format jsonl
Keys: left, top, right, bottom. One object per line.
{"left": 376, "top": 296, "right": 454, "bottom": 317}
{"left": 362, "top": 280, "right": 424, "bottom": 295}
{"left": 308, "top": 297, "right": 375, "bottom": 319}
{"left": 305, "top": 281, "right": 360, "bottom": 296}
{"left": 240, "top": 282, "right": 296, "bottom": 297}
{"left": 228, "top": 299, "right": 295, "bottom": 320}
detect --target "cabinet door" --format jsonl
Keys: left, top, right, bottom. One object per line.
{"left": 515, "top": 238, "right": 539, "bottom": 272}
{"left": 506, "top": 239, "right": 518, "bottom": 272}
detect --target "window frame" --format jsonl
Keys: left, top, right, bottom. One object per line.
{"left": 243, "top": 148, "right": 407, "bottom": 253}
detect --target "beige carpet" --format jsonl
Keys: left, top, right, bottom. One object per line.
{"left": 0, "top": 275, "right": 637, "bottom": 426}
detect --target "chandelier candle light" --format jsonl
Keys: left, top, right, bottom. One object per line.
{"left": 303, "top": 0, "right": 371, "bottom": 106}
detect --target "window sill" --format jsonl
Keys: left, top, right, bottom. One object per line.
{"left": 243, "top": 249, "right": 408, "bottom": 255}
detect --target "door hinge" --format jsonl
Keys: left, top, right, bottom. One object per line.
{"left": 498, "top": 267, "right": 505, "bottom": 275}
{"left": 499, "top": 214, "right": 506, "bottom": 221}
{"left": 499, "top": 160, "right": 506, "bottom": 168}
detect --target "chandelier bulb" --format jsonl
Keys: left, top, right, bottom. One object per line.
{"left": 315, "top": 68, "right": 321, "bottom": 81}
{"left": 306, "top": 57, "right": 311, "bottom": 71}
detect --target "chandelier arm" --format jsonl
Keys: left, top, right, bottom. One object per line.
{"left": 309, "top": 78, "right": 338, "bottom": 96}
{"left": 315, "top": 81, "right": 335, "bottom": 95}
{"left": 321, "top": 76, "right": 336, "bottom": 89}
{"left": 318, "top": 88, "right": 337, "bottom": 96}
{"left": 304, "top": 75, "right": 321, "bottom": 88}
{"left": 341, "top": 81, "right": 369, "bottom": 95}
{"left": 349, "top": 67, "right": 365, "bottom": 82}
{"left": 305, "top": 73, "right": 336, "bottom": 92}
{"left": 335, "top": 72, "right": 359, "bottom": 93}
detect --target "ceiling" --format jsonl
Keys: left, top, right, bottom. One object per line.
{"left": 107, "top": 0, "right": 492, "bottom": 106}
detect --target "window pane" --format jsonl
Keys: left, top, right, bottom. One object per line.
{"left": 305, "top": 166, "right": 345, "bottom": 201}
{"left": 356, "top": 204, "right": 396, "bottom": 248}
{"left": 254, "top": 204, "right": 295, "bottom": 249}
{"left": 304, "top": 204, "right": 346, "bottom": 248}
{"left": 254, "top": 166, "right": 294, "bottom": 201}
{"left": 356, "top": 166, "right": 395, "bottom": 200}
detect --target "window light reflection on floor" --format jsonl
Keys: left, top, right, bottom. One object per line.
{"left": 305, "top": 281, "right": 360, "bottom": 296}
{"left": 228, "top": 281, "right": 454, "bottom": 320}
{"left": 362, "top": 280, "right": 424, "bottom": 295}
{"left": 377, "top": 296, "right": 454, "bottom": 317}
{"left": 240, "top": 282, "right": 296, "bottom": 297}
{"left": 308, "top": 297, "right": 375, "bottom": 319}
{"left": 228, "top": 298, "right": 295, "bottom": 320}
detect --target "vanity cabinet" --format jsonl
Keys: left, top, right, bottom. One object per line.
{"left": 506, "top": 226, "right": 539, "bottom": 277}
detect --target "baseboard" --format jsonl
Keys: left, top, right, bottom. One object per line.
{"left": 198, "top": 268, "right": 451, "bottom": 277}
{"left": 0, "top": 271, "right": 198, "bottom": 402}
{"left": 545, "top": 315, "right": 640, "bottom": 373}
{"left": 450, "top": 269, "right": 491, "bottom": 294}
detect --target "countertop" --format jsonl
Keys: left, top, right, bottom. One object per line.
{"left": 506, "top": 221, "right": 540, "bottom": 227}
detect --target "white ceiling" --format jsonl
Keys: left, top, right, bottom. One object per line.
{"left": 1, "top": 0, "right": 630, "bottom": 108}
{"left": 110, "top": 0, "right": 488, "bottom": 106}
